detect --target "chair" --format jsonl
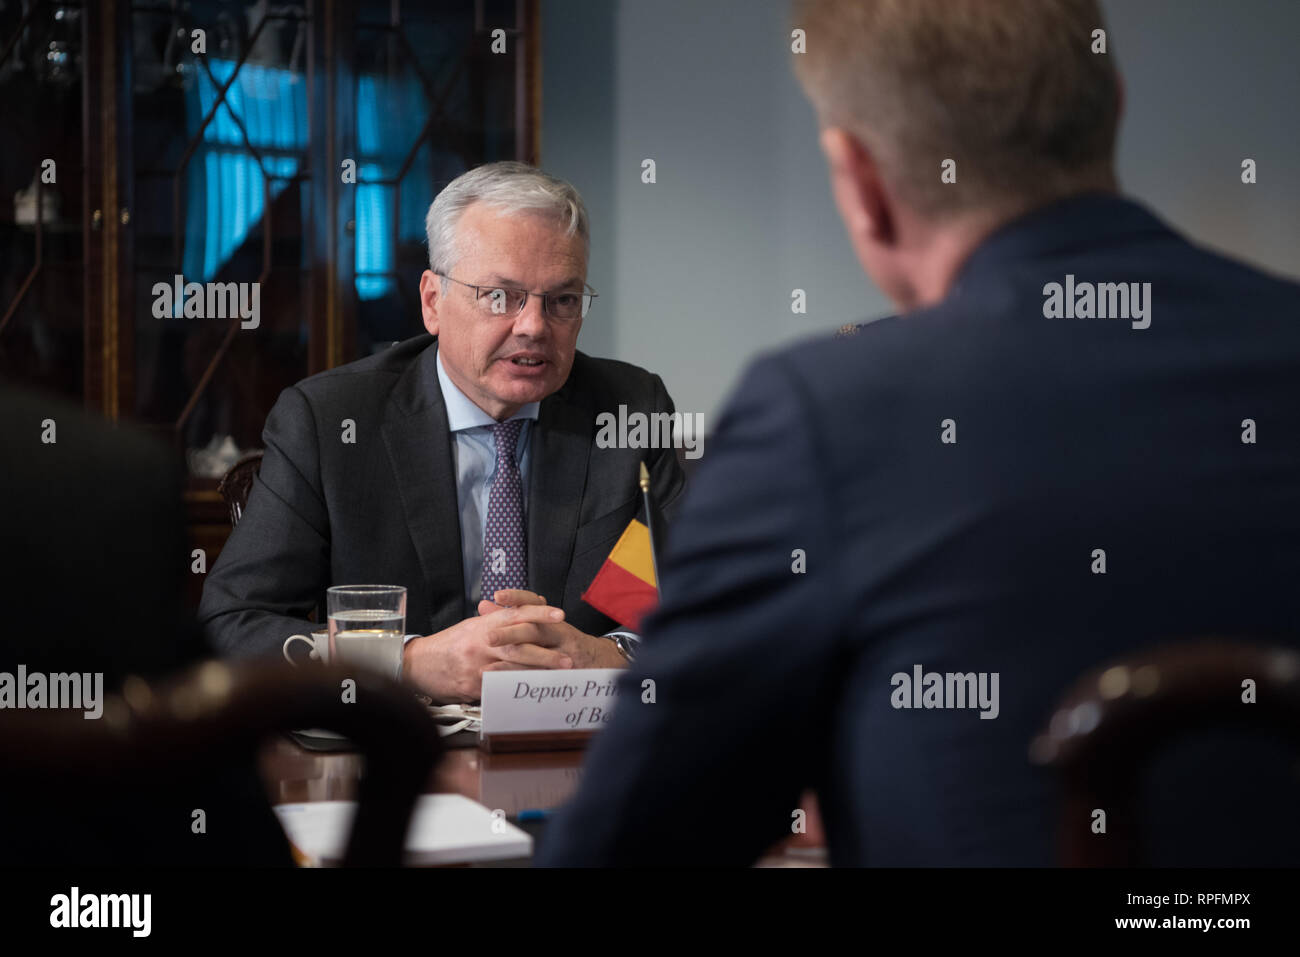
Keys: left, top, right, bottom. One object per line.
{"left": 0, "top": 659, "right": 442, "bottom": 867}
{"left": 218, "top": 451, "right": 264, "bottom": 527}
{"left": 1030, "top": 640, "right": 1300, "bottom": 865}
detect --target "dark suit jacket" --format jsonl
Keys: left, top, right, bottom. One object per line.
{"left": 539, "top": 193, "right": 1300, "bottom": 867}
{"left": 0, "top": 386, "right": 291, "bottom": 866}
{"left": 199, "top": 335, "right": 686, "bottom": 657}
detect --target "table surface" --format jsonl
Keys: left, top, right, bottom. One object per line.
{"left": 258, "top": 735, "right": 827, "bottom": 866}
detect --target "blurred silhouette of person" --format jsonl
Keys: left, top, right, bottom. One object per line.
{"left": 0, "top": 384, "right": 290, "bottom": 866}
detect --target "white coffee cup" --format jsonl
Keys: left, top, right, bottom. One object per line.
{"left": 283, "top": 630, "right": 329, "bottom": 665}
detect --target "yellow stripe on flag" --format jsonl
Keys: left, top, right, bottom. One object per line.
{"left": 608, "top": 519, "right": 657, "bottom": 587}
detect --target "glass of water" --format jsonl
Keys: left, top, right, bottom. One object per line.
{"left": 326, "top": 585, "right": 406, "bottom": 680}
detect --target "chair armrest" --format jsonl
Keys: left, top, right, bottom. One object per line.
{"left": 0, "top": 659, "right": 443, "bottom": 867}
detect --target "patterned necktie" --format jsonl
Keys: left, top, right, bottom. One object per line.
{"left": 481, "top": 418, "right": 528, "bottom": 602}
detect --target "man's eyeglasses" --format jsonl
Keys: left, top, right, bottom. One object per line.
{"left": 439, "top": 274, "right": 597, "bottom": 321}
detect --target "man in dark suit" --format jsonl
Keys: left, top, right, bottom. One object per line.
{"left": 540, "top": 0, "right": 1300, "bottom": 865}
{"left": 200, "top": 162, "right": 685, "bottom": 703}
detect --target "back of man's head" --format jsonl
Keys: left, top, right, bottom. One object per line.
{"left": 793, "top": 0, "right": 1120, "bottom": 219}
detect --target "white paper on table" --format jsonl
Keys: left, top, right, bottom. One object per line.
{"left": 428, "top": 704, "right": 481, "bottom": 736}
{"left": 273, "top": 793, "right": 531, "bottom": 866}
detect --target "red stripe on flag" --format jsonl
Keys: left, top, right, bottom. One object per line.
{"left": 581, "top": 558, "right": 659, "bottom": 631}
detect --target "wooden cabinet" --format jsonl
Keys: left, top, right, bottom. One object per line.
{"left": 1, "top": 0, "right": 539, "bottom": 605}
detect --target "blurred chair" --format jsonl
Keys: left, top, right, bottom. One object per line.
{"left": 218, "top": 451, "right": 264, "bottom": 527}
{"left": 0, "top": 659, "right": 441, "bottom": 867}
{"left": 1031, "top": 640, "right": 1300, "bottom": 866}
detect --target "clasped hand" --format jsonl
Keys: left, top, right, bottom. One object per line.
{"left": 403, "top": 589, "right": 626, "bottom": 703}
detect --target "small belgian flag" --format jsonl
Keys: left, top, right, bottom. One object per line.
{"left": 580, "top": 462, "right": 665, "bottom": 631}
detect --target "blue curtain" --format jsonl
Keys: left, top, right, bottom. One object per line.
{"left": 183, "top": 58, "right": 305, "bottom": 289}
{"left": 184, "top": 59, "right": 434, "bottom": 304}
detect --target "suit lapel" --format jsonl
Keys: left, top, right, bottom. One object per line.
{"left": 381, "top": 339, "right": 467, "bottom": 626}
{"left": 528, "top": 374, "right": 593, "bottom": 609}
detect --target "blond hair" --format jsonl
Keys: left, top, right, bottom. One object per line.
{"left": 792, "top": 0, "right": 1120, "bottom": 217}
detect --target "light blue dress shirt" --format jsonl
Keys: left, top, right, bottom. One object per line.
{"left": 407, "top": 351, "right": 638, "bottom": 657}
{"left": 435, "top": 350, "right": 540, "bottom": 607}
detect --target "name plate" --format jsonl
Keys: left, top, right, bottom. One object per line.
{"left": 479, "top": 669, "right": 622, "bottom": 752}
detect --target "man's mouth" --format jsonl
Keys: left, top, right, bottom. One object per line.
{"left": 505, "top": 354, "right": 547, "bottom": 367}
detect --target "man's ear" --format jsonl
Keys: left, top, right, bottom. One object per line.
{"left": 419, "top": 270, "right": 441, "bottom": 336}
{"left": 820, "top": 127, "right": 894, "bottom": 247}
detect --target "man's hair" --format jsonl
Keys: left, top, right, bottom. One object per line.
{"left": 425, "top": 161, "right": 589, "bottom": 277}
{"left": 792, "top": 0, "right": 1120, "bottom": 217}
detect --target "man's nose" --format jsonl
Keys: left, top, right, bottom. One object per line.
{"left": 512, "top": 294, "right": 549, "bottom": 336}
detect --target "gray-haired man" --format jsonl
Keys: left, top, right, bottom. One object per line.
{"left": 199, "top": 162, "right": 686, "bottom": 703}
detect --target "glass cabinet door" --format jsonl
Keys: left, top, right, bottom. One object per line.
{"left": 0, "top": 1, "right": 88, "bottom": 399}
{"left": 123, "top": 0, "right": 536, "bottom": 479}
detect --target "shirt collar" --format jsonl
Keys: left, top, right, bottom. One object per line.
{"left": 436, "top": 347, "right": 540, "bottom": 433}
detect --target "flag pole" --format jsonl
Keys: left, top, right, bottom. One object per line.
{"left": 639, "top": 461, "right": 661, "bottom": 587}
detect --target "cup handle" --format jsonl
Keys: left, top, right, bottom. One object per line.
{"left": 282, "top": 634, "right": 319, "bottom": 665}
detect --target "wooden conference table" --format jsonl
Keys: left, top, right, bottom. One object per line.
{"left": 258, "top": 735, "right": 827, "bottom": 866}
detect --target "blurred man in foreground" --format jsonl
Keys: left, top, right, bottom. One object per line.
{"left": 542, "top": 0, "right": 1300, "bottom": 865}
